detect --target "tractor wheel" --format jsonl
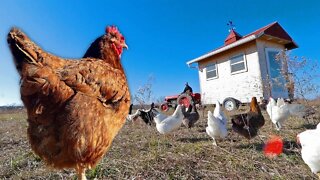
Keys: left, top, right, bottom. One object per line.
{"left": 177, "top": 93, "right": 192, "bottom": 108}
{"left": 160, "top": 103, "right": 169, "bottom": 112}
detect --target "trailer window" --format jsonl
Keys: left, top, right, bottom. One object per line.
{"left": 206, "top": 63, "right": 217, "bottom": 80}
{"left": 230, "top": 54, "right": 247, "bottom": 74}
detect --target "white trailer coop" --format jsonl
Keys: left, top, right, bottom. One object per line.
{"left": 187, "top": 22, "right": 297, "bottom": 111}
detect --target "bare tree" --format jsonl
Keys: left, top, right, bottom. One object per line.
{"left": 276, "top": 51, "right": 320, "bottom": 100}
{"left": 133, "top": 75, "right": 155, "bottom": 108}
{"left": 155, "top": 96, "right": 165, "bottom": 104}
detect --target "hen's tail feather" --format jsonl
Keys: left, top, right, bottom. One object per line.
{"left": 7, "top": 28, "right": 43, "bottom": 73}
{"left": 8, "top": 28, "right": 76, "bottom": 112}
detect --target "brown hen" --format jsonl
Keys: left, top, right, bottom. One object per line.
{"left": 231, "top": 97, "right": 265, "bottom": 140}
{"left": 7, "top": 26, "right": 130, "bottom": 180}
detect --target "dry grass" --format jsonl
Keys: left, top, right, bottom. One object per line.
{"left": 0, "top": 104, "right": 319, "bottom": 179}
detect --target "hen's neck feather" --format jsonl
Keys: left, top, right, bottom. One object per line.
{"left": 250, "top": 98, "right": 261, "bottom": 114}
{"left": 83, "top": 36, "right": 123, "bottom": 70}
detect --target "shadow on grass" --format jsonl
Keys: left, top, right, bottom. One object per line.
{"left": 292, "top": 123, "right": 317, "bottom": 130}
{"left": 282, "top": 140, "right": 301, "bottom": 155}
{"left": 197, "top": 129, "right": 206, "bottom": 133}
{"left": 177, "top": 137, "right": 211, "bottom": 143}
{"left": 234, "top": 143, "right": 264, "bottom": 151}
{"left": 300, "top": 123, "right": 317, "bottom": 129}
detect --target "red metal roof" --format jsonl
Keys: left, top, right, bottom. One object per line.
{"left": 187, "top": 22, "right": 298, "bottom": 65}
{"left": 241, "top": 21, "right": 278, "bottom": 39}
{"left": 225, "top": 22, "right": 297, "bottom": 50}
{"left": 220, "top": 21, "right": 298, "bottom": 51}
{"left": 243, "top": 21, "right": 296, "bottom": 45}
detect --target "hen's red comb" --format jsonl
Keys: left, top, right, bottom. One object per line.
{"left": 263, "top": 135, "right": 283, "bottom": 158}
{"left": 106, "top": 26, "right": 119, "bottom": 34}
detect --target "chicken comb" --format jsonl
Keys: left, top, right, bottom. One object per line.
{"left": 106, "top": 26, "right": 119, "bottom": 35}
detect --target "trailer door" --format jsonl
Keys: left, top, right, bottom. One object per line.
{"left": 265, "top": 48, "right": 289, "bottom": 99}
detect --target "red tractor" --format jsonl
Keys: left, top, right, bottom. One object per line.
{"left": 160, "top": 93, "right": 201, "bottom": 111}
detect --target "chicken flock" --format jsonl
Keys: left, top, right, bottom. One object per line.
{"left": 7, "top": 26, "right": 320, "bottom": 179}
{"left": 129, "top": 97, "right": 319, "bottom": 178}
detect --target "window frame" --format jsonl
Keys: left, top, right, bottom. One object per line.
{"left": 205, "top": 62, "right": 218, "bottom": 80}
{"left": 229, "top": 53, "right": 248, "bottom": 75}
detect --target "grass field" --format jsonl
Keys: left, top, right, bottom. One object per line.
{"left": 0, "top": 104, "right": 319, "bottom": 179}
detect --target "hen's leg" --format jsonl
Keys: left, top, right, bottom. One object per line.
{"left": 76, "top": 166, "right": 87, "bottom": 180}
{"left": 275, "top": 122, "right": 281, "bottom": 131}
{"left": 255, "top": 133, "right": 264, "bottom": 144}
{"left": 212, "top": 138, "right": 217, "bottom": 146}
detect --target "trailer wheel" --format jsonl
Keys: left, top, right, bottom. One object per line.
{"left": 223, "top": 98, "right": 238, "bottom": 111}
{"left": 177, "top": 93, "right": 192, "bottom": 108}
{"left": 160, "top": 103, "right": 169, "bottom": 112}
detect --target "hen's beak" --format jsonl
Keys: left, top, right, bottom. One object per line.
{"left": 122, "top": 43, "right": 128, "bottom": 50}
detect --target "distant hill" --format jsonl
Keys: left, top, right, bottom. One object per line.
{"left": 0, "top": 106, "right": 25, "bottom": 113}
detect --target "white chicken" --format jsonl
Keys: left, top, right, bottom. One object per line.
{"left": 126, "top": 104, "right": 140, "bottom": 122}
{"left": 267, "top": 97, "right": 307, "bottom": 130}
{"left": 206, "top": 101, "right": 228, "bottom": 146}
{"left": 277, "top": 98, "right": 308, "bottom": 117}
{"left": 266, "top": 97, "right": 290, "bottom": 131}
{"left": 297, "top": 123, "right": 320, "bottom": 178}
{"left": 126, "top": 110, "right": 141, "bottom": 122}
{"left": 152, "top": 105, "right": 184, "bottom": 134}
{"left": 126, "top": 103, "right": 155, "bottom": 125}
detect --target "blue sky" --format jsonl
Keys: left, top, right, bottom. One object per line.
{"left": 0, "top": 0, "right": 319, "bottom": 105}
